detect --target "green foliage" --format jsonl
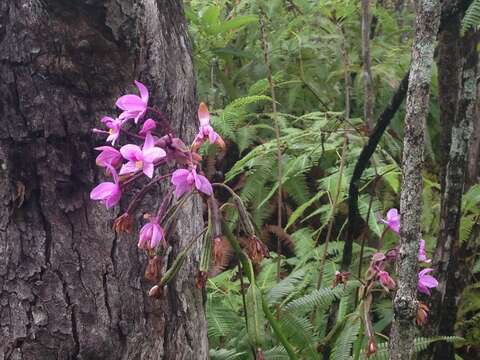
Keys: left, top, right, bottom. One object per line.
{"left": 186, "top": 0, "right": 480, "bottom": 358}
{"left": 462, "top": 0, "right": 480, "bottom": 34}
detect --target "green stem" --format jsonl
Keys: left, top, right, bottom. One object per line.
{"left": 221, "top": 219, "right": 298, "bottom": 360}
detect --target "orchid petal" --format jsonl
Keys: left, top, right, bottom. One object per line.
{"left": 198, "top": 102, "right": 210, "bottom": 126}
{"left": 143, "top": 162, "right": 154, "bottom": 178}
{"left": 116, "top": 95, "right": 145, "bottom": 111}
{"left": 143, "top": 132, "right": 155, "bottom": 151}
{"left": 143, "top": 147, "right": 166, "bottom": 163}
{"left": 119, "top": 161, "right": 139, "bottom": 175}
{"left": 90, "top": 182, "right": 116, "bottom": 200}
{"left": 120, "top": 144, "right": 143, "bottom": 161}
{"left": 135, "top": 80, "right": 149, "bottom": 104}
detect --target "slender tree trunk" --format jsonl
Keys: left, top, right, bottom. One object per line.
{"left": 388, "top": 1, "right": 440, "bottom": 359}
{"left": 361, "top": 0, "right": 374, "bottom": 132}
{"left": 428, "top": 29, "right": 478, "bottom": 360}
{"left": 0, "top": 1, "right": 208, "bottom": 359}
{"left": 466, "top": 82, "right": 480, "bottom": 187}
{"left": 436, "top": 9, "right": 461, "bottom": 189}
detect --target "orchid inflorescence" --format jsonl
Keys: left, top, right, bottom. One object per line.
{"left": 353, "top": 208, "right": 439, "bottom": 357}
{"left": 90, "top": 80, "right": 268, "bottom": 299}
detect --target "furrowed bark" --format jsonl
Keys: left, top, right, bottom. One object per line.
{"left": 436, "top": 9, "right": 461, "bottom": 188}
{"left": 0, "top": 1, "right": 207, "bottom": 359}
{"left": 388, "top": 1, "right": 440, "bottom": 359}
{"left": 428, "top": 29, "right": 478, "bottom": 360}
{"left": 466, "top": 82, "right": 480, "bottom": 187}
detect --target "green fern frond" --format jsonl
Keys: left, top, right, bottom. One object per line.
{"left": 368, "top": 336, "right": 464, "bottom": 360}
{"left": 267, "top": 269, "right": 307, "bottom": 305}
{"left": 331, "top": 315, "right": 361, "bottom": 360}
{"left": 462, "top": 0, "right": 480, "bottom": 34}
{"left": 209, "top": 348, "right": 247, "bottom": 360}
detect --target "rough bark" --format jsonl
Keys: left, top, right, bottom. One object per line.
{"left": 428, "top": 29, "right": 478, "bottom": 360}
{"left": 466, "top": 82, "right": 480, "bottom": 187}
{"left": 436, "top": 8, "right": 461, "bottom": 188}
{"left": 388, "top": 1, "right": 440, "bottom": 359}
{"left": 361, "top": 0, "right": 374, "bottom": 132}
{"left": 0, "top": 1, "right": 208, "bottom": 359}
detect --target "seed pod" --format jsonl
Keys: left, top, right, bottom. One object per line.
{"left": 199, "top": 231, "right": 212, "bottom": 274}
{"left": 246, "top": 284, "right": 266, "bottom": 348}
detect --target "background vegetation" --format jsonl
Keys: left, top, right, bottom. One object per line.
{"left": 184, "top": 1, "right": 480, "bottom": 359}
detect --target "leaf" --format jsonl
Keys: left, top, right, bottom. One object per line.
{"left": 214, "top": 16, "right": 258, "bottom": 34}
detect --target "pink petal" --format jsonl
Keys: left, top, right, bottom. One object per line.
{"left": 105, "top": 187, "right": 121, "bottom": 208}
{"left": 208, "top": 128, "right": 219, "bottom": 143}
{"left": 194, "top": 172, "right": 213, "bottom": 196}
{"left": 101, "top": 116, "right": 115, "bottom": 124}
{"left": 421, "top": 275, "right": 438, "bottom": 288}
{"left": 140, "top": 119, "right": 156, "bottom": 135}
{"left": 198, "top": 102, "right": 210, "bottom": 126}
{"left": 135, "top": 80, "right": 149, "bottom": 104}
{"left": 143, "top": 132, "right": 155, "bottom": 151}
{"left": 116, "top": 95, "right": 146, "bottom": 111}
{"left": 143, "top": 147, "right": 166, "bottom": 163}
{"left": 120, "top": 144, "right": 143, "bottom": 161}
{"left": 419, "top": 268, "right": 433, "bottom": 277}
{"left": 90, "top": 182, "right": 116, "bottom": 200}
{"left": 119, "top": 161, "right": 139, "bottom": 175}
{"left": 143, "top": 162, "right": 154, "bottom": 178}
{"left": 387, "top": 208, "right": 399, "bottom": 220}
{"left": 174, "top": 181, "right": 192, "bottom": 198}
{"left": 171, "top": 169, "right": 190, "bottom": 185}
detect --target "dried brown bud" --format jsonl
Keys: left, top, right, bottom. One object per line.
{"left": 366, "top": 338, "right": 377, "bottom": 357}
{"left": 255, "top": 349, "right": 265, "bottom": 360}
{"left": 332, "top": 271, "right": 350, "bottom": 288}
{"left": 112, "top": 213, "right": 133, "bottom": 234}
{"left": 416, "top": 302, "right": 429, "bottom": 326}
{"left": 144, "top": 256, "right": 163, "bottom": 282}
{"left": 148, "top": 285, "right": 162, "bottom": 299}
{"left": 245, "top": 235, "right": 270, "bottom": 265}
{"left": 195, "top": 270, "right": 208, "bottom": 289}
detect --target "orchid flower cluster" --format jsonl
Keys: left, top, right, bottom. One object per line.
{"left": 89, "top": 80, "right": 267, "bottom": 297}
{"left": 347, "top": 208, "right": 439, "bottom": 357}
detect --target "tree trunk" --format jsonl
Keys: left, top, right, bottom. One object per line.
{"left": 0, "top": 1, "right": 208, "bottom": 359}
{"left": 388, "top": 1, "right": 440, "bottom": 359}
{"left": 466, "top": 81, "right": 480, "bottom": 187}
{"left": 428, "top": 29, "right": 478, "bottom": 360}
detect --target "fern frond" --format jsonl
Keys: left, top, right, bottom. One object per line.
{"left": 368, "top": 336, "right": 464, "bottom": 360}
{"left": 462, "top": 0, "right": 480, "bottom": 34}
{"left": 331, "top": 315, "right": 361, "bottom": 360}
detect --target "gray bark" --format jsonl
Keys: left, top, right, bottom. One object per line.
{"left": 0, "top": 1, "right": 208, "bottom": 359}
{"left": 428, "top": 29, "right": 478, "bottom": 360}
{"left": 388, "top": 1, "right": 440, "bottom": 359}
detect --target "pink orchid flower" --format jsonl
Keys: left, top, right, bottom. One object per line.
{"left": 138, "top": 216, "right": 164, "bottom": 250}
{"left": 381, "top": 208, "right": 400, "bottom": 234}
{"left": 139, "top": 118, "right": 156, "bottom": 135}
{"left": 90, "top": 165, "right": 121, "bottom": 209}
{"left": 418, "top": 239, "right": 431, "bottom": 263}
{"left": 116, "top": 80, "right": 149, "bottom": 123}
{"left": 378, "top": 270, "right": 396, "bottom": 290}
{"left": 95, "top": 146, "right": 122, "bottom": 168}
{"left": 171, "top": 167, "right": 213, "bottom": 198}
{"left": 417, "top": 268, "right": 438, "bottom": 296}
{"left": 101, "top": 116, "right": 123, "bottom": 145}
{"left": 119, "top": 133, "right": 166, "bottom": 178}
{"left": 196, "top": 102, "right": 219, "bottom": 143}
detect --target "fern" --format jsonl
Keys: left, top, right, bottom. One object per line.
{"left": 462, "top": 0, "right": 480, "bottom": 33}
{"left": 331, "top": 315, "right": 361, "bottom": 360}
{"left": 368, "top": 336, "right": 464, "bottom": 360}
